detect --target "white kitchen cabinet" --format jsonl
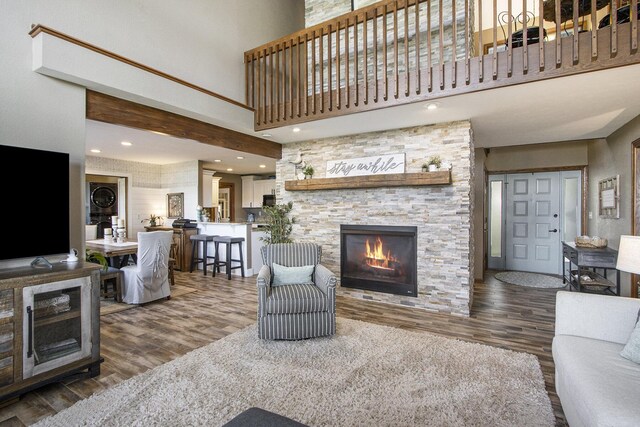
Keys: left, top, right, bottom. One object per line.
{"left": 252, "top": 180, "right": 266, "bottom": 207}
{"left": 242, "top": 176, "right": 257, "bottom": 208}
{"left": 202, "top": 171, "right": 221, "bottom": 208}
{"left": 251, "top": 230, "right": 267, "bottom": 271}
{"left": 263, "top": 179, "right": 276, "bottom": 196}
{"left": 242, "top": 176, "right": 275, "bottom": 208}
{"left": 202, "top": 170, "right": 214, "bottom": 207}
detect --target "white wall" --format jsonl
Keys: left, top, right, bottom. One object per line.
{"left": 21, "top": 0, "right": 305, "bottom": 103}
{"left": 588, "top": 115, "right": 640, "bottom": 296}
{"left": 0, "top": 0, "right": 303, "bottom": 268}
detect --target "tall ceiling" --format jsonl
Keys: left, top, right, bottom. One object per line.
{"left": 260, "top": 63, "right": 640, "bottom": 147}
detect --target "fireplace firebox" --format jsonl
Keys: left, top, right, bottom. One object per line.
{"left": 340, "top": 225, "right": 417, "bottom": 297}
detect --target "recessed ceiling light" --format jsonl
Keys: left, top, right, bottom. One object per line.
{"left": 425, "top": 103, "right": 438, "bottom": 110}
{"left": 259, "top": 164, "right": 266, "bottom": 168}
{"left": 236, "top": 156, "right": 245, "bottom": 160}
{"left": 214, "top": 159, "right": 222, "bottom": 163}
{"left": 262, "top": 133, "right": 272, "bottom": 138}
{"left": 90, "top": 149, "right": 101, "bottom": 153}
{"left": 121, "top": 141, "right": 132, "bottom": 146}
{"left": 226, "top": 168, "right": 233, "bottom": 172}
{"left": 292, "top": 127, "right": 301, "bottom": 133}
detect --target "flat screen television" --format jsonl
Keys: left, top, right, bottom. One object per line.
{"left": 0, "top": 144, "right": 69, "bottom": 261}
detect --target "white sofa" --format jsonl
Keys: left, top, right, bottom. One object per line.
{"left": 553, "top": 291, "right": 640, "bottom": 426}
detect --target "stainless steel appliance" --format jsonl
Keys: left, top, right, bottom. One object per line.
{"left": 262, "top": 194, "right": 275, "bottom": 207}
{"left": 88, "top": 182, "right": 119, "bottom": 238}
{"left": 89, "top": 183, "right": 117, "bottom": 214}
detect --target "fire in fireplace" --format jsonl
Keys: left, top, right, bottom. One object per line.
{"left": 341, "top": 225, "right": 417, "bottom": 297}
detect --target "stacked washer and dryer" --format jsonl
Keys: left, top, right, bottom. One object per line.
{"left": 88, "top": 182, "right": 119, "bottom": 239}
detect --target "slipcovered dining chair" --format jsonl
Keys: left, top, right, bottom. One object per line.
{"left": 121, "top": 231, "right": 173, "bottom": 304}
{"left": 257, "top": 243, "right": 337, "bottom": 340}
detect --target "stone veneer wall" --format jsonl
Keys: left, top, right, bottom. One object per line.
{"left": 305, "top": 0, "right": 475, "bottom": 67}
{"left": 277, "top": 121, "right": 474, "bottom": 315}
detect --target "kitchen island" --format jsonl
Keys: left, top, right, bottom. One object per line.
{"left": 196, "top": 222, "right": 268, "bottom": 277}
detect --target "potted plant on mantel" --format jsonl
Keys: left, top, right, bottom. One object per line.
{"left": 423, "top": 155, "right": 442, "bottom": 172}
{"left": 302, "top": 163, "right": 315, "bottom": 179}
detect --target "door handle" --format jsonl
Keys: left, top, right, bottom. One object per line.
{"left": 27, "top": 306, "right": 33, "bottom": 358}
{"left": 549, "top": 229, "right": 558, "bottom": 233}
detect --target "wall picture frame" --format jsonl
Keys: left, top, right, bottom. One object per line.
{"left": 598, "top": 175, "right": 620, "bottom": 219}
{"left": 167, "top": 192, "right": 184, "bottom": 218}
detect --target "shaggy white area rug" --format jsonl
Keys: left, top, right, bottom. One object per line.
{"left": 495, "top": 271, "right": 567, "bottom": 289}
{"left": 34, "top": 318, "right": 554, "bottom": 427}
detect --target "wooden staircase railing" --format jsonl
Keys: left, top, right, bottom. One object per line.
{"left": 244, "top": 0, "right": 639, "bottom": 130}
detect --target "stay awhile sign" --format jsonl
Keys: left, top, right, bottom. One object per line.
{"left": 326, "top": 153, "right": 405, "bottom": 178}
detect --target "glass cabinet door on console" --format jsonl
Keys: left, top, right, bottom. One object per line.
{"left": 22, "top": 277, "right": 92, "bottom": 379}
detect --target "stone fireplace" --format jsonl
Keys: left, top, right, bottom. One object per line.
{"left": 341, "top": 225, "right": 417, "bottom": 297}
{"left": 277, "top": 121, "right": 474, "bottom": 316}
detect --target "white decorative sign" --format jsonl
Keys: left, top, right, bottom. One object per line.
{"left": 326, "top": 153, "right": 405, "bottom": 178}
{"left": 601, "top": 189, "right": 615, "bottom": 209}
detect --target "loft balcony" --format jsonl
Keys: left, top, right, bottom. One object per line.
{"left": 244, "top": 0, "right": 640, "bottom": 131}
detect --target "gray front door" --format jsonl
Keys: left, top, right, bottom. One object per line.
{"left": 505, "top": 172, "right": 561, "bottom": 274}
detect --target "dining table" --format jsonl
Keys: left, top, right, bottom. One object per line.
{"left": 86, "top": 239, "right": 138, "bottom": 268}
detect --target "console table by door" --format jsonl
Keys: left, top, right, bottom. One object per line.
{"left": 561, "top": 242, "right": 620, "bottom": 295}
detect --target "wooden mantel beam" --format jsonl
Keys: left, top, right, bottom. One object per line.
{"left": 285, "top": 171, "right": 452, "bottom": 191}
{"left": 86, "top": 90, "right": 282, "bottom": 159}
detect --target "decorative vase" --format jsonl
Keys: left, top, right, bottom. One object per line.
{"left": 304, "top": 174, "right": 312, "bottom": 179}
{"left": 149, "top": 220, "right": 156, "bottom": 227}
{"left": 428, "top": 164, "right": 438, "bottom": 172}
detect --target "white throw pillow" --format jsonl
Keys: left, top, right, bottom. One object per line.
{"left": 272, "top": 262, "right": 314, "bottom": 286}
{"left": 620, "top": 310, "right": 640, "bottom": 364}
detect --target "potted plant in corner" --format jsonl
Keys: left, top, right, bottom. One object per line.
{"left": 425, "top": 155, "right": 441, "bottom": 172}
{"left": 302, "top": 163, "right": 314, "bottom": 179}
{"left": 260, "top": 201, "right": 295, "bottom": 244}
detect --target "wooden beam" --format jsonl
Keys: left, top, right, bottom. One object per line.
{"left": 86, "top": 90, "right": 282, "bottom": 159}
{"left": 284, "top": 171, "right": 451, "bottom": 191}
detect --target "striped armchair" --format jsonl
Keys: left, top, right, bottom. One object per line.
{"left": 257, "top": 243, "right": 337, "bottom": 340}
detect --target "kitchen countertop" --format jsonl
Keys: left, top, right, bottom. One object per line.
{"left": 196, "top": 221, "right": 268, "bottom": 229}
{"left": 196, "top": 221, "right": 250, "bottom": 225}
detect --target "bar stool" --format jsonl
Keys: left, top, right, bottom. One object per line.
{"left": 212, "top": 236, "right": 245, "bottom": 280}
{"left": 190, "top": 234, "right": 217, "bottom": 275}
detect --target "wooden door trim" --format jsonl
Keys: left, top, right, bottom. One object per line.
{"left": 485, "top": 167, "right": 588, "bottom": 275}
{"left": 487, "top": 166, "right": 588, "bottom": 235}
{"left": 219, "top": 182, "right": 235, "bottom": 222}
{"left": 632, "top": 139, "right": 640, "bottom": 297}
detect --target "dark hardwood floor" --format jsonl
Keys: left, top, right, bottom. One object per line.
{"left": 0, "top": 270, "right": 567, "bottom": 426}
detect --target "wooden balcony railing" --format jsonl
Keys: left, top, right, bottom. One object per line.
{"left": 244, "top": 0, "right": 639, "bottom": 130}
